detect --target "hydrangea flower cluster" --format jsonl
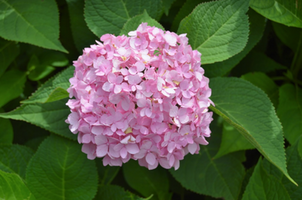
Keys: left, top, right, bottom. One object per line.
{"left": 66, "top": 23, "right": 213, "bottom": 170}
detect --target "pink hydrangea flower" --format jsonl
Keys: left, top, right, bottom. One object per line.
{"left": 66, "top": 23, "right": 213, "bottom": 170}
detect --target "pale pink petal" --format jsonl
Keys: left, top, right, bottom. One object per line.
{"left": 169, "top": 154, "right": 175, "bottom": 167}
{"left": 91, "top": 126, "right": 104, "bottom": 135}
{"left": 102, "top": 82, "right": 113, "bottom": 92}
{"left": 167, "top": 142, "right": 176, "bottom": 153}
{"left": 174, "top": 159, "right": 180, "bottom": 170}
{"left": 169, "top": 106, "right": 178, "bottom": 117}
{"left": 188, "top": 143, "right": 198, "bottom": 154}
{"left": 121, "top": 98, "right": 130, "bottom": 111}
{"left": 135, "top": 62, "right": 145, "bottom": 71}
{"left": 82, "top": 134, "right": 91, "bottom": 143}
{"left": 126, "top": 143, "right": 139, "bottom": 154}
{"left": 128, "top": 75, "right": 141, "bottom": 85}
{"left": 82, "top": 143, "right": 96, "bottom": 160}
{"left": 95, "top": 135, "right": 108, "bottom": 145}
{"left": 108, "top": 73, "right": 116, "bottom": 83}
{"left": 114, "top": 85, "right": 122, "bottom": 94}
{"left": 145, "top": 108, "right": 152, "bottom": 117}
{"left": 96, "top": 144, "right": 108, "bottom": 157}
{"left": 120, "top": 135, "right": 131, "bottom": 144}
{"left": 120, "top": 147, "right": 128, "bottom": 159}
{"left": 129, "top": 67, "right": 137, "bottom": 75}
{"left": 146, "top": 152, "right": 156, "bottom": 165}
{"left": 195, "top": 136, "right": 209, "bottom": 145}
{"left": 164, "top": 32, "right": 177, "bottom": 46}
{"left": 140, "top": 126, "right": 149, "bottom": 134}
{"left": 109, "top": 94, "right": 121, "bottom": 104}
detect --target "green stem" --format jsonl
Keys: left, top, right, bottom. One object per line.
{"left": 290, "top": 30, "right": 302, "bottom": 80}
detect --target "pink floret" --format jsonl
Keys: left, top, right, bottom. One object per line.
{"left": 66, "top": 23, "right": 214, "bottom": 170}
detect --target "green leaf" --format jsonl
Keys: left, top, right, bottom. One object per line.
{"left": 84, "top": 0, "right": 163, "bottom": 37}
{"left": 0, "top": 0, "right": 67, "bottom": 52}
{"left": 162, "top": 0, "right": 176, "bottom": 16}
{"left": 250, "top": 0, "right": 302, "bottom": 28}
{"left": 243, "top": 138, "right": 302, "bottom": 200}
{"left": 0, "top": 170, "right": 36, "bottom": 200}
{"left": 120, "top": 10, "right": 164, "bottom": 36}
{"left": 45, "top": 87, "right": 70, "bottom": 103}
{"left": 231, "top": 51, "right": 287, "bottom": 76}
{"left": 214, "top": 121, "right": 254, "bottom": 159}
{"left": 27, "top": 52, "right": 67, "bottom": 81}
{"left": 28, "top": 65, "right": 54, "bottom": 81}
{"left": 0, "top": 145, "right": 34, "bottom": 179}
{"left": 66, "top": 0, "right": 98, "bottom": 52}
{"left": 96, "top": 159, "right": 120, "bottom": 186}
{"left": 203, "top": 9, "right": 266, "bottom": 77}
{"left": 171, "top": 0, "right": 208, "bottom": 31}
{"left": 241, "top": 72, "right": 279, "bottom": 108}
{"left": 242, "top": 158, "right": 291, "bottom": 200}
{"left": 25, "top": 136, "right": 48, "bottom": 152}
{"left": 170, "top": 131, "right": 245, "bottom": 200}
{"left": 264, "top": 139, "right": 302, "bottom": 200}
{"left": 95, "top": 185, "right": 145, "bottom": 200}
{"left": 0, "top": 109, "right": 13, "bottom": 145}
{"left": 0, "top": 69, "right": 26, "bottom": 108}
{"left": 0, "top": 98, "right": 75, "bottom": 140}
{"left": 27, "top": 54, "right": 56, "bottom": 81}
{"left": 239, "top": 167, "right": 255, "bottom": 200}
{"left": 39, "top": 52, "right": 69, "bottom": 67}
{"left": 26, "top": 134, "right": 98, "bottom": 200}
{"left": 272, "top": 22, "right": 301, "bottom": 52}
{"left": 177, "top": 0, "right": 249, "bottom": 64}
{"left": 209, "top": 77, "right": 296, "bottom": 185}
{"left": 123, "top": 160, "right": 170, "bottom": 200}
{"left": 277, "top": 84, "right": 302, "bottom": 145}
{"left": 0, "top": 38, "right": 19, "bottom": 77}
{"left": 22, "top": 66, "right": 73, "bottom": 104}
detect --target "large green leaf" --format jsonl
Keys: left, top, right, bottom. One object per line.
{"left": 214, "top": 121, "right": 254, "bottom": 159}
{"left": 0, "top": 145, "right": 34, "bottom": 179}
{"left": 242, "top": 138, "right": 302, "bottom": 199}
{"left": 0, "top": 38, "right": 19, "bottom": 77}
{"left": 120, "top": 10, "right": 164, "bottom": 36}
{"left": 250, "top": 0, "right": 302, "bottom": 28}
{"left": 95, "top": 159, "right": 120, "bottom": 186}
{"left": 272, "top": 22, "right": 301, "bottom": 52}
{"left": 170, "top": 129, "right": 245, "bottom": 200}
{"left": 277, "top": 84, "right": 302, "bottom": 145}
{"left": 162, "top": 0, "right": 176, "bottom": 16}
{"left": 241, "top": 72, "right": 279, "bottom": 107}
{"left": 84, "top": 0, "right": 163, "bottom": 37}
{"left": 26, "top": 134, "right": 98, "bottom": 200}
{"left": 0, "top": 109, "right": 13, "bottom": 145}
{"left": 0, "top": 69, "right": 26, "bottom": 108}
{"left": 242, "top": 158, "right": 291, "bottom": 200}
{"left": 22, "top": 66, "right": 73, "bottom": 104}
{"left": 203, "top": 9, "right": 266, "bottom": 77}
{"left": 66, "top": 0, "right": 98, "bottom": 52}
{"left": 0, "top": 98, "right": 75, "bottom": 140}
{"left": 123, "top": 160, "right": 171, "bottom": 200}
{"left": 209, "top": 77, "right": 296, "bottom": 185}
{"left": 95, "top": 185, "right": 145, "bottom": 200}
{"left": 0, "top": 170, "right": 36, "bottom": 200}
{"left": 171, "top": 0, "right": 208, "bottom": 31}
{"left": 177, "top": 0, "right": 249, "bottom": 64}
{"left": 27, "top": 54, "right": 56, "bottom": 81}
{"left": 0, "top": 0, "right": 67, "bottom": 52}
